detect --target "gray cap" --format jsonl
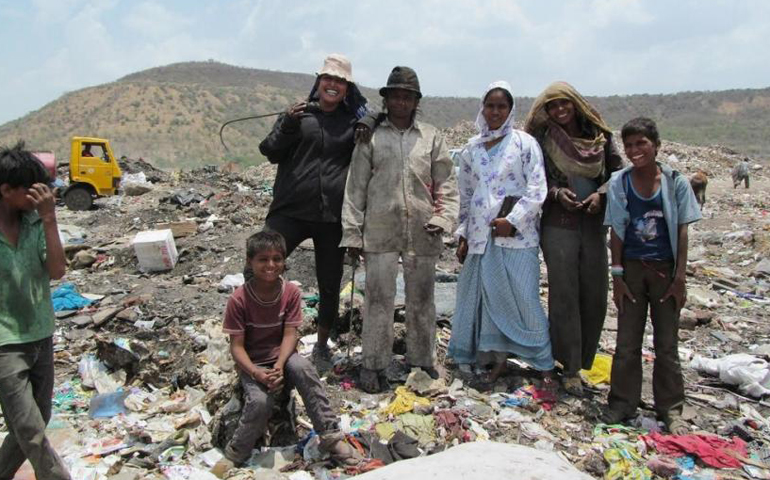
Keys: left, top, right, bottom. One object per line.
{"left": 379, "top": 66, "right": 422, "bottom": 98}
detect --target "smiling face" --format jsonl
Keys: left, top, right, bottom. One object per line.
{"left": 317, "top": 74, "right": 349, "bottom": 112}
{"left": 623, "top": 133, "right": 658, "bottom": 169}
{"left": 482, "top": 89, "right": 512, "bottom": 131}
{"left": 248, "top": 248, "right": 285, "bottom": 284}
{"left": 546, "top": 98, "right": 577, "bottom": 131}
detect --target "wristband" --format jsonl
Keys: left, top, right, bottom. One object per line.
{"left": 610, "top": 265, "right": 624, "bottom": 277}
{"left": 553, "top": 188, "right": 562, "bottom": 201}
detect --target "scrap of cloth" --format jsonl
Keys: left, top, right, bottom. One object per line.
{"left": 640, "top": 432, "right": 748, "bottom": 469}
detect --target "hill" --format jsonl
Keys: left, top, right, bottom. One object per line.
{"left": 0, "top": 61, "right": 768, "bottom": 168}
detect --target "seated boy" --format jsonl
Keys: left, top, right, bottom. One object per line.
{"left": 602, "top": 118, "right": 702, "bottom": 434}
{"left": 212, "top": 231, "right": 361, "bottom": 477}
{"left": 0, "top": 142, "right": 69, "bottom": 480}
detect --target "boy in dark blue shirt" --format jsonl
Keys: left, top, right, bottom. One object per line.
{"left": 602, "top": 118, "right": 701, "bottom": 434}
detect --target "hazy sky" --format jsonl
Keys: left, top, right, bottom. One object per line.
{"left": 1, "top": 0, "right": 769, "bottom": 124}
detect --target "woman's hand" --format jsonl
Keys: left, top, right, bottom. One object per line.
{"left": 557, "top": 188, "right": 583, "bottom": 212}
{"left": 287, "top": 102, "right": 307, "bottom": 119}
{"left": 612, "top": 276, "right": 636, "bottom": 315}
{"left": 456, "top": 237, "right": 468, "bottom": 264}
{"left": 489, "top": 218, "right": 514, "bottom": 237}
{"left": 661, "top": 276, "right": 687, "bottom": 311}
{"left": 580, "top": 192, "right": 602, "bottom": 215}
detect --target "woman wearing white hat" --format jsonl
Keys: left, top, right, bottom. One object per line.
{"left": 256, "top": 54, "right": 369, "bottom": 371}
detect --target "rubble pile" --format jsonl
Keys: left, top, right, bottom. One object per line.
{"left": 1, "top": 141, "right": 769, "bottom": 480}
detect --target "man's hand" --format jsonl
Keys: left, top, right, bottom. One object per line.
{"left": 580, "top": 192, "right": 602, "bottom": 215}
{"left": 423, "top": 223, "right": 443, "bottom": 236}
{"left": 557, "top": 188, "right": 583, "bottom": 212}
{"left": 456, "top": 237, "right": 468, "bottom": 264}
{"left": 354, "top": 124, "right": 372, "bottom": 144}
{"left": 27, "top": 183, "right": 56, "bottom": 221}
{"left": 254, "top": 367, "right": 284, "bottom": 393}
{"left": 661, "top": 276, "right": 687, "bottom": 311}
{"left": 489, "top": 218, "right": 514, "bottom": 237}
{"left": 612, "top": 276, "right": 636, "bottom": 315}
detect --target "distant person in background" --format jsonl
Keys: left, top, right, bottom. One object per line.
{"left": 81, "top": 144, "right": 94, "bottom": 157}
{"left": 732, "top": 157, "right": 750, "bottom": 189}
{"left": 448, "top": 81, "right": 555, "bottom": 388}
{"left": 524, "top": 82, "right": 623, "bottom": 397}
{"left": 689, "top": 171, "right": 708, "bottom": 209}
{"left": 256, "top": 54, "right": 369, "bottom": 373}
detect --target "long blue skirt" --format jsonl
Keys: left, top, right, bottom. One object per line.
{"left": 447, "top": 243, "right": 554, "bottom": 371}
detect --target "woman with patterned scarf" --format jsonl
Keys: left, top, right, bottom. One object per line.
{"left": 524, "top": 81, "right": 623, "bottom": 397}
{"left": 448, "top": 81, "right": 555, "bottom": 389}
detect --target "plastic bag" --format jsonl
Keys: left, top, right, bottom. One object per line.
{"left": 581, "top": 353, "right": 613, "bottom": 385}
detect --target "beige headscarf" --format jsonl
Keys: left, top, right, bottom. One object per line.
{"left": 524, "top": 81, "right": 611, "bottom": 179}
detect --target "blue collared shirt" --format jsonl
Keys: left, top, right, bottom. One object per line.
{"left": 604, "top": 162, "right": 702, "bottom": 266}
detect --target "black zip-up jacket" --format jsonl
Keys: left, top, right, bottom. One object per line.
{"left": 259, "top": 108, "right": 358, "bottom": 223}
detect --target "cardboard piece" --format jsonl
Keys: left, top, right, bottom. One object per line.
{"left": 132, "top": 229, "right": 178, "bottom": 272}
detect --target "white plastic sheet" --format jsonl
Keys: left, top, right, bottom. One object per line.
{"left": 690, "top": 353, "right": 770, "bottom": 398}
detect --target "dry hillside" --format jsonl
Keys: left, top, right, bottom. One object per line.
{"left": 1, "top": 61, "right": 769, "bottom": 168}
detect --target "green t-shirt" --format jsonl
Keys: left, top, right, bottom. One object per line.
{"left": 0, "top": 212, "right": 55, "bottom": 346}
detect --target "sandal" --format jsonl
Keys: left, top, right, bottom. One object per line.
{"left": 600, "top": 408, "right": 633, "bottom": 425}
{"left": 359, "top": 368, "right": 382, "bottom": 393}
{"left": 319, "top": 432, "right": 366, "bottom": 467}
{"left": 664, "top": 412, "right": 689, "bottom": 435}
{"left": 562, "top": 375, "right": 584, "bottom": 397}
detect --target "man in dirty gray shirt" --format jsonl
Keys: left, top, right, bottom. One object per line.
{"left": 340, "top": 66, "right": 458, "bottom": 393}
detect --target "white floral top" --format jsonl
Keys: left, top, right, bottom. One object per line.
{"left": 455, "top": 130, "right": 547, "bottom": 255}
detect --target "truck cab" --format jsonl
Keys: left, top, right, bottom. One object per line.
{"left": 64, "top": 137, "right": 122, "bottom": 210}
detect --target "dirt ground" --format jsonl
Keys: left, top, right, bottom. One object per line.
{"left": 3, "top": 138, "right": 769, "bottom": 479}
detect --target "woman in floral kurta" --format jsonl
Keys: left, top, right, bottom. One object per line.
{"left": 448, "top": 81, "right": 555, "bottom": 385}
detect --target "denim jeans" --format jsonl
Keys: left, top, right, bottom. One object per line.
{"left": 0, "top": 337, "right": 70, "bottom": 480}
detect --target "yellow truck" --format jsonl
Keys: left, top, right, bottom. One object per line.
{"left": 64, "top": 137, "right": 122, "bottom": 210}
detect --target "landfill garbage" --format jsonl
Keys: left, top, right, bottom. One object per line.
{"left": 381, "top": 386, "right": 432, "bottom": 415}
{"left": 218, "top": 273, "right": 245, "bottom": 292}
{"left": 581, "top": 352, "right": 613, "bottom": 386}
{"left": 51, "top": 282, "right": 93, "bottom": 311}
{"left": 122, "top": 171, "right": 153, "bottom": 196}
{"left": 89, "top": 389, "right": 129, "bottom": 418}
{"left": 133, "top": 228, "right": 179, "bottom": 272}
{"left": 690, "top": 354, "right": 770, "bottom": 397}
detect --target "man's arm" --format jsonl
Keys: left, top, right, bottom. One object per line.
{"left": 610, "top": 229, "right": 635, "bottom": 315}
{"left": 29, "top": 183, "right": 66, "bottom": 280}
{"left": 661, "top": 224, "right": 689, "bottom": 310}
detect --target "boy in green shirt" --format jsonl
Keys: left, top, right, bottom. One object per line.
{"left": 0, "top": 142, "right": 69, "bottom": 480}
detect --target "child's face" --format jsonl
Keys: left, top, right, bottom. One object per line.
{"left": 248, "top": 248, "right": 285, "bottom": 283}
{"left": 0, "top": 184, "right": 34, "bottom": 211}
{"left": 623, "top": 133, "right": 658, "bottom": 169}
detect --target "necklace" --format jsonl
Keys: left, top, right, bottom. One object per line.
{"left": 246, "top": 277, "right": 284, "bottom": 306}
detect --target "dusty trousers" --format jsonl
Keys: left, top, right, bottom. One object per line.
{"left": 361, "top": 252, "right": 438, "bottom": 371}
{"left": 225, "top": 353, "right": 338, "bottom": 464}
{"left": 608, "top": 259, "right": 685, "bottom": 417}
{"left": 0, "top": 337, "right": 71, "bottom": 480}
{"left": 541, "top": 220, "right": 609, "bottom": 375}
